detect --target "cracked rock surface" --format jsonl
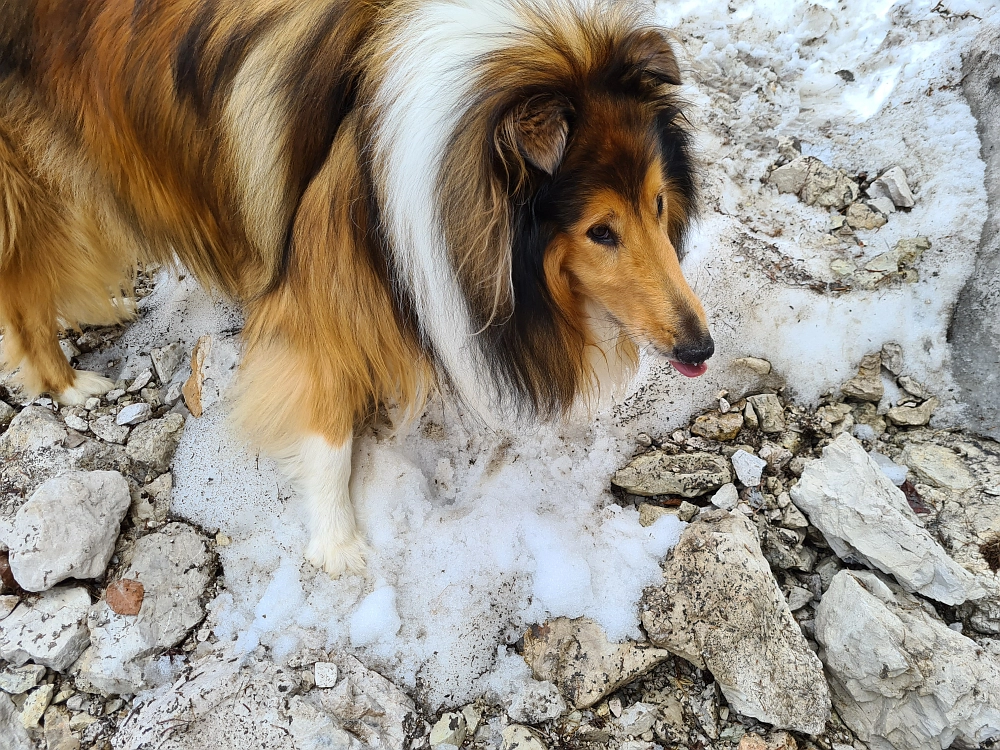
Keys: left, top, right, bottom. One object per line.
{"left": 640, "top": 509, "right": 830, "bottom": 734}
{"left": 791, "top": 433, "right": 985, "bottom": 605}
{"left": 816, "top": 570, "right": 1000, "bottom": 750}
{"left": 7, "top": 471, "right": 130, "bottom": 592}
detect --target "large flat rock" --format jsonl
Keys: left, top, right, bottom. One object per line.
{"left": 8, "top": 470, "right": 130, "bottom": 592}
{"left": 640, "top": 509, "right": 830, "bottom": 734}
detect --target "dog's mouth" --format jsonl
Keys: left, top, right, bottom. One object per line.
{"left": 669, "top": 360, "right": 708, "bottom": 378}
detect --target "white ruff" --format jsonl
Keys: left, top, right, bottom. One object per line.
{"left": 371, "top": 0, "right": 631, "bottom": 422}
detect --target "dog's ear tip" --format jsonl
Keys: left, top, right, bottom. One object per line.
{"left": 632, "top": 28, "right": 682, "bottom": 86}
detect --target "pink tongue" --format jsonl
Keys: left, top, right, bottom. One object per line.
{"left": 669, "top": 360, "right": 708, "bottom": 378}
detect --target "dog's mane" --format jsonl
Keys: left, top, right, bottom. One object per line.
{"left": 363, "top": 0, "right": 697, "bottom": 419}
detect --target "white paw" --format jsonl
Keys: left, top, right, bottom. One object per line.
{"left": 57, "top": 371, "right": 114, "bottom": 405}
{"left": 306, "top": 532, "right": 370, "bottom": 578}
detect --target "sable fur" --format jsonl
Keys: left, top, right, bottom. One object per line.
{"left": 0, "top": 0, "right": 712, "bottom": 575}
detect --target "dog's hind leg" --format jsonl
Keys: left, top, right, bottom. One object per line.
{"left": 0, "top": 136, "right": 115, "bottom": 404}
{"left": 0, "top": 260, "right": 115, "bottom": 405}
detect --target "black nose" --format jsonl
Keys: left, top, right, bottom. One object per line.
{"left": 673, "top": 335, "right": 715, "bottom": 364}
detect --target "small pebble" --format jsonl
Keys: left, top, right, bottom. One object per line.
{"left": 127, "top": 369, "right": 154, "bottom": 393}
{"left": 734, "top": 356, "right": 772, "bottom": 375}
{"left": 116, "top": 402, "right": 153, "bottom": 426}
{"left": 69, "top": 713, "right": 98, "bottom": 731}
{"left": 608, "top": 697, "right": 622, "bottom": 717}
{"left": 732, "top": 450, "right": 767, "bottom": 487}
{"left": 678, "top": 501, "right": 699, "bottom": 522}
{"left": 314, "top": 662, "right": 339, "bottom": 688}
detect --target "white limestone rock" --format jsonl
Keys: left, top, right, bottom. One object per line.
{"left": 0, "top": 407, "right": 129, "bottom": 545}
{"left": 114, "top": 652, "right": 301, "bottom": 750}
{"left": 613, "top": 451, "right": 732, "bottom": 497}
{"left": 90, "top": 414, "right": 130, "bottom": 444}
{"left": 869, "top": 166, "right": 915, "bottom": 208}
{"left": 431, "top": 711, "right": 468, "bottom": 747}
{"left": 886, "top": 397, "right": 938, "bottom": 427}
{"left": 731, "top": 450, "right": 767, "bottom": 487}
{"left": 313, "top": 661, "right": 338, "bottom": 688}
{"left": 126, "top": 369, "right": 153, "bottom": 393}
{"left": 769, "top": 156, "right": 859, "bottom": 209}
{"left": 790, "top": 434, "right": 984, "bottom": 605}
{"left": 617, "top": 702, "right": 658, "bottom": 737}
{"left": 502, "top": 725, "right": 548, "bottom": 750}
{"left": 125, "top": 413, "right": 185, "bottom": 472}
{"left": 899, "top": 442, "right": 975, "bottom": 490}
{"left": 0, "top": 586, "right": 90, "bottom": 671}
{"left": 522, "top": 617, "right": 669, "bottom": 709}
{"left": 19, "top": 683, "right": 53, "bottom": 729}
{"left": 118, "top": 650, "right": 417, "bottom": 750}
{"left": 0, "top": 664, "right": 45, "bottom": 695}
{"left": 8, "top": 471, "right": 130, "bottom": 591}
{"left": 769, "top": 157, "right": 811, "bottom": 195}
{"left": 816, "top": 570, "right": 1000, "bottom": 750}
{"left": 710, "top": 483, "right": 739, "bottom": 511}
{"left": 866, "top": 196, "right": 896, "bottom": 216}
{"left": 734, "top": 356, "right": 772, "bottom": 375}
{"left": 747, "top": 394, "right": 785, "bottom": 433}
{"left": 150, "top": 343, "right": 185, "bottom": 385}
{"left": 76, "top": 523, "right": 213, "bottom": 695}
{"left": 0, "top": 692, "right": 32, "bottom": 750}
{"left": 846, "top": 202, "right": 887, "bottom": 230}
{"left": 116, "top": 402, "right": 152, "bottom": 426}
{"left": 641, "top": 509, "right": 830, "bottom": 734}
{"left": 841, "top": 353, "right": 884, "bottom": 402}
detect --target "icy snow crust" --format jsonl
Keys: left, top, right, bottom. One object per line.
{"left": 99, "top": 0, "right": 996, "bottom": 710}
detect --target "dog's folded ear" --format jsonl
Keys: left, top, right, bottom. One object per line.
{"left": 628, "top": 29, "right": 682, "bottom": 86}
{"left": 497, "top": 95, "right": 569, "bottom": 176}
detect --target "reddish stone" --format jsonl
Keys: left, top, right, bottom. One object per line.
{"left": 106, "top": 578, "right": 145, "bottom": 616}
{"left": 0, "top": 551, "right": 20, "bottom": 593}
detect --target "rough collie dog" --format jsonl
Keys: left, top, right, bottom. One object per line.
{"left": 0, "top": 0, "right": 713, "bottom": 576}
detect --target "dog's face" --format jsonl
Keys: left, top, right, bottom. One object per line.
{"left": 439, "top": 24, "right": 713, "bottom": 414}
{"left": 545, "top": 120, "right": 713, "bottom": 377}
{"left": 505, "top": 36, "right": 714, "bottom": 377}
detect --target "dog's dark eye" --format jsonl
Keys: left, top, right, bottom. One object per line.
{"left": 587, "top": 224, "right": 618, "bottom": 246}
{"left": 656, "top": 194, "right": 664, "bottom": 217}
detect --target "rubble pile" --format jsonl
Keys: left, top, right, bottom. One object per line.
{"left": 4, "top": 323, "right": 999, "bottom": 750}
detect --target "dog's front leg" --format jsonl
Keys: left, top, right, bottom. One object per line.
{"left": 280, "top": 433, "right": 370, "bottom": 577}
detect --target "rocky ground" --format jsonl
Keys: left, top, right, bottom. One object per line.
{"left": 2, "top": 315, "right": 1000, "bottom": 750}
{"left": 3, "top": 4, "right": 1000, "bottom": 750}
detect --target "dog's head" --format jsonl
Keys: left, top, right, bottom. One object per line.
{"left": 439, "top": 12, "right": 711, "bottom": 415}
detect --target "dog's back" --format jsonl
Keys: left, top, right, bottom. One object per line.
{"left": 0, "top": 0, "right": 374, "bottom": 398}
